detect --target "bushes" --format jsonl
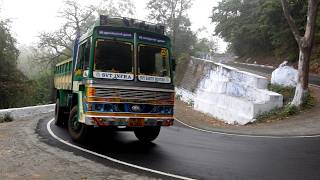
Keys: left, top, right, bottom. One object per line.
{"left": 0, "top": 113, "right": 13, "bottom": 123}
{"left": 301, "top": 92, "right": 316, "bottom": 109}
{"left": 0, "top": 73, "right": 53, "bottom": 109}
{"left": 0, "top": 19, "right": 53, "bottom": 109}
{"left": 255, "top": 84, "right": 315, "bottom": 123}
{"left": 268, "top": 84, "right": 295, "bottom": 105}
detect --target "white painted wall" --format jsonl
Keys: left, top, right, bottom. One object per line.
{"left": 177, "top": 57, "right": 283, "bottom": 125}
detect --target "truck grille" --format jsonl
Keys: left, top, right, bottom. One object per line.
{"left": 94, "top": 87, "right": 173, "bottom": 101}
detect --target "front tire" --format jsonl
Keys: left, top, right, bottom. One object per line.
{"left": 54, "top": 98, "right": 65, "bottom": 126}
{"left": 68, "top": 106, "right": 90, "bottom": 142}
{"left": 134, "top": 126, "right": 161, "bottom": 143}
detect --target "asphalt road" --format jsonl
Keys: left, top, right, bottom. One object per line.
{"left": 227, "top": 62, "right": 320, "bottom": 86}
{"left": 40, "top": 118, "right": 320, "bottom": 180}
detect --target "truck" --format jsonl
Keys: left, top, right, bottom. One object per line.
{"left": 54, "top": 15, "right": 175, "bottom": 143}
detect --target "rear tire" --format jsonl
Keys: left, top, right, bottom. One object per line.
{"left": 134, "top": 126, "right": 161, "bottom": 143}
{"left": 68, "top": 106, "right": 90, "bottom": 143}
{"left": 54, "top": 98, "right": 65, "bottom": 126}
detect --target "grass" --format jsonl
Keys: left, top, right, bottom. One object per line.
{"left": 268, "top": 84, "right": 295, "bottom": 105}
{"left": 187, "top": 99, "right": 194, "bottom": 107}
{"left": 176, "top": 94, "right": 182, "bottom": 101}
{"left": 0, "top": 113, "right": 14, "bottom": 123}
{"left": 301, "top": 92, "right": 316, "bottom": 109}
{"left": 253, "top": 84, "right": 316, "bottom": 123}
{"left": 255, "top": 105, "right": 298, "bottom": 123}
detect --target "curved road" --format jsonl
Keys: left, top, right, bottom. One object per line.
{"left": 39, "top": 118, "right": 320, "bottom": 180}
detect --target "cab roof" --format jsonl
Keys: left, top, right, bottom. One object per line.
{"left": 79, "top": 15, "right": 166, "bottom": 42}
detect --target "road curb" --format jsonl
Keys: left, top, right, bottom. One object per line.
{"left": 0, "top": 104, "right": 55, "bottom": 119}
{"left": 175, "top": 118, "right": 320, "bottom": 139}
{"left": 233, "top": 61, "right": 275, "bottom": 69}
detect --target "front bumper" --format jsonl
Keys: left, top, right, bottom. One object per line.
{"left": 84, "top": 114, "right": 174, "bottom": 127}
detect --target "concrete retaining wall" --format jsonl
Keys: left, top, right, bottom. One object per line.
{"left": 176, "top": 57, "right": 283, "bottom": 125}
{"left": 0, "top": 104, "right": 55, "bottom": 119}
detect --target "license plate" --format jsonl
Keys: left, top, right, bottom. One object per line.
{"left": 128, "top": 118, "right": 144, "bottom": 127}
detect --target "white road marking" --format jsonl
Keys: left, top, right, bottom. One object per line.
{"left": 47, "top": 118, "right": 195, "bottom": 180}
{"left": 175, "top": 118, "right": 320, "bottom": 139}
{"left": 310, "top": 84, "right": 320, "bottom": 88}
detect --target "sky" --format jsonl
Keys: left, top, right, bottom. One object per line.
{"left": 0, "top": 0, "right": 227, "bottom": 52}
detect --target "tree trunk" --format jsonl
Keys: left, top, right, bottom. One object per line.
{"left": 281, "top": 0, "right": 319, "bottom": 107}
{"left": 291, "top": 47, "right": 311, "bottom": 106}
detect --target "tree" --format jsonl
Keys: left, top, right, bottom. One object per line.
{"left": 281, "top": 0, "right": 320, "bottom": 106}
{"left": 211, "top": 0, "right": 310, "bottom": 60}
{"left": 35, "top": 0, "right": 136, "bottom": 66}
{"left": 96, "top": 0, "right": 135, "bottom": 17}
{"left": 0, "top": 20, "right": 36, "bottom": 108}
{"left": 31, "top": 0, "right": 136, "bottom": 102}
{"left": 146, "top": 0, "right": 194, "bottom": 57}
{"left": 34, "top": 0, "right": 95, "bottom": 65}
{"left": 192, "top": 36, "right": 218, "bottom": 58}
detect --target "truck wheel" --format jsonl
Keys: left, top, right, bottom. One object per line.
{"left": 68, "top": 106, "right": 89, "bottom": 143}
{"left": 54, "top": 98, "right": 65, "bottom": 126}
{"left": 134, "top": 126, "right": 161, "bottom": 143}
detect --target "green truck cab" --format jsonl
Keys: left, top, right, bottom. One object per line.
{"left": 54, "top": 15, "right": 175, "bottom": 142}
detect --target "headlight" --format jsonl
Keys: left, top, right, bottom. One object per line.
{"left": 156, "top": 106, "right": 173, "bottom": 114}
{"left": 94, "top": 104, "right": 104, "bottom": 112}
{"left": 86, "top": 87, "right": 96, "bottom": 97}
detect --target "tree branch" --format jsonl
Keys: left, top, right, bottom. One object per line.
{"left": 280, "top": 0, "right": 303, "bottom": 44}
{"left": 304, "top": 0, "right": 320, "bottom": 45}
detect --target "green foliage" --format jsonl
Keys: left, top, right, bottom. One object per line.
{"left": 192, "top": 37, "right": 217, "bottom": 57}
{"left": 174, "top": 17, "right": 197, "bottom": 57}
{"left": 282, "top": 105, "right": 299, "bottom": 116}
{"left": 287, "top": 52, "right": 298, "bottom": 63}
{"left": 0, "top": 19, "right": 53, "bottom": 109}
{"left": 146, "top": 0, "right": 196, "bottom": 58}
{"left": 211, "top": 0, "right": 313, "bottom": 60}
{"left": 268, "top": 84, "right": 295, "bottom": 105}
{"left": 36, "top": 0, "right": 136, "bottom": 66}
{"left": 187, "top": 99, "right": 194, "bottom": 107}
{"left": 255, "top": 84, "right": 297, "bottom": 122}
{"left": 254, "top": 107, "right": 280, "bottom": 121}
{"left": 175, "top": 94, "right": 182, "bottom": 100}
{"left": 255, "top": 105, "right": 298, "bottom": 123}
{"left": 0, "top": 113, "right": 13, "bottom": 123}
{"left": 255, "top": 85, "right": 316, "bottom": 123}
{"left": 0, "top": 19, "right": 31, "bottom": 109}
{"left": 301, "top": 92, "right": 316, "bottom": 109}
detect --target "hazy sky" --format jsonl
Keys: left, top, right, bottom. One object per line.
{"left": 0, "top": 0, "right": 226, "bottom": 51}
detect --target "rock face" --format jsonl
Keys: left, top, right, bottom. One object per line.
{"left": 176, "top": 57, "right": 283, "bottom": 125}
{"left": 271, "top": 61, "right": 298, "bottom": 87}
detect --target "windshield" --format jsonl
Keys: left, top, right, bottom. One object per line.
{"left": 138, "top": 45, "right": 170, "bottom": 78}
{"left": 94, "top": 40, "right": 133, "bottom": 73}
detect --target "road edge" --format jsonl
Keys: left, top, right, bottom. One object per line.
{"left": 175, "top": 118, "right": 320, "bottom": 139}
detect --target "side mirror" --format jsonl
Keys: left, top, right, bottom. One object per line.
{"left": 172, "top": 58, "right": 176, "bottom": 72}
